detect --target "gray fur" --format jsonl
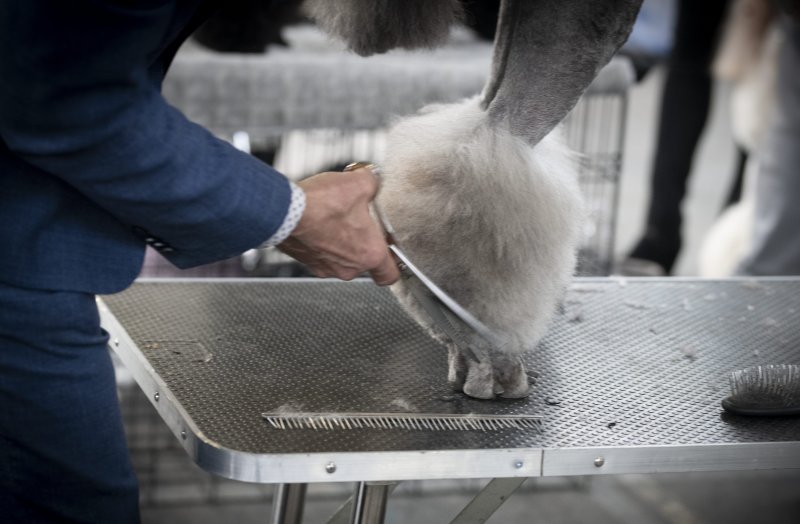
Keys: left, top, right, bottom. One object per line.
{"left": 483, "top": 0, "right": 642, "bottom": 145}
{"left": 378, "top": 98, "right": 583, "bottom": 399}
{"left": 303, "top": 0, "right": 464, "bottom": 56}
{"left": 313, "top": 0, "right": 642, "bottom": 399}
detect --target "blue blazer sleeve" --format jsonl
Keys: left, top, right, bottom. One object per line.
{"left": 0, "top": 0, "right": 291, "bottom": 269}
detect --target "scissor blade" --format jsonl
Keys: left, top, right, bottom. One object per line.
{"left": 401, "top": 273, "right": 482, "bottom": 361}
{"left": 389, "top": 245, "right": 507, "bottom": 351}
{"left": 369, "top": 177, "right": 506, "bottom": 353}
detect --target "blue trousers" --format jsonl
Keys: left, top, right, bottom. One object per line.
{"left": 0, "top": 281, "right": 140, "bottom": 523}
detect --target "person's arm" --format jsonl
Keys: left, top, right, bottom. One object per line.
{"left": 0, "top": 0, "right": 291, "bottom": 268}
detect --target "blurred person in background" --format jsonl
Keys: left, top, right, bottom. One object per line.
{"left": 698, "top": 0, "right": 782, "bottom": 277}
{"left": 618, "top": 0, "right": 748, "bottom": 276}
{"left": 734, "top": 7, "right": 800, "bottom": 276}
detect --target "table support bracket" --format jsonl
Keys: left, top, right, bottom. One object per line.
{"left": 449, "top": 477, "right": 529, "bottom": 524}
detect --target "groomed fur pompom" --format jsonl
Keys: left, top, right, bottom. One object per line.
{"left": 378, "top": 97, "right": 583, "bottom": 399}
{"left": 303, "top": 0, "right": 464, "bottom": 56}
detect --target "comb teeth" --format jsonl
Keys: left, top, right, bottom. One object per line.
{"left": 262, "top": 412, "right": 544, "bottom": 432}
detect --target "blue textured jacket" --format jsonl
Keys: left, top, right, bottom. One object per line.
{"left": 0, "top": 0, "right": 291, "bottom": 294}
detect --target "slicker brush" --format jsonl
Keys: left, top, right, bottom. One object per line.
{"left": 722, "top": 364, "right": 800, "bottom": 416}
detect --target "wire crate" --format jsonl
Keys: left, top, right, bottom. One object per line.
{"left": 563, "top": 91, "right": 629, "bottom": 276}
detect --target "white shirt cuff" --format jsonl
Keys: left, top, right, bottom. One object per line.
{"left": 259, "top": 182, "right": 306, "bottom": 248}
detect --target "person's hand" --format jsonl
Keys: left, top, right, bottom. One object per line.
{"left": 278, "top": 167, "right": 400, "bottom": 285}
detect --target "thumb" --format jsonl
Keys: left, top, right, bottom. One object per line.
{"left": 344, "top": 162, "right": 381, "bottom": 199}
{"left": 369, "top": 248, "right": 401, "bottom": 286}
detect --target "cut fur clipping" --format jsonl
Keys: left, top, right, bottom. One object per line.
{"left": 378, "top": 97, "right": 583, "bottom": 362}
{"left": 303, "top": 0, "right": 463, "bottom": 56}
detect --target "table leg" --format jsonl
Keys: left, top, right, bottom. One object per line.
{"left": 350, "top": 481, "right": 396, "bottom": 524}
{"left": 449, "top": 477, "right": 528, "bottom": 524}
{"left": 271, "top": 483, "right": 308, "bottom": 524}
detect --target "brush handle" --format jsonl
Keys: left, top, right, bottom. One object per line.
{"left": 721, "top": 397, "right": 800, "bottom": 417}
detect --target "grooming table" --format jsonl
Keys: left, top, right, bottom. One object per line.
{"left": 100, "top": 278, "right": 800, "bottom": 523}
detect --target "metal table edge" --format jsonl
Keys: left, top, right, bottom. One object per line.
{"left": 99, "top": 280, "right": 800, "bottom": 484}
{"left": 99, "top": 298, "right": 542, "bottom": 483}
{"left": 540, "top": 441, "right": 800, "bottom": 477}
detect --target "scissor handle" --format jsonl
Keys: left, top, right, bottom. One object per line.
{"left": 344, "top": 162, "right": 399, "bottom": 243}
{"left": 344, "top": 161, "right": 380, "bottom": 177}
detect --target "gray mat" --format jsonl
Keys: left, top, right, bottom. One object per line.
{"left": 101, "top": 278, "right": 800, "bottom": 456}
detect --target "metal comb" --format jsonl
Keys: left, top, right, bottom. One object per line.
{"left": 262, "top": 412, "right": 544, "bottom": 431}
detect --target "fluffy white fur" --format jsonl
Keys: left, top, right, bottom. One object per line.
{"left": 378, "top": 97, "right": 583, "bottom": 399}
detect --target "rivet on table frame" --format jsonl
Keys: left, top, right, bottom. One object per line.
{"left": 325, "top": 462, "right": 337, "bottom": 474}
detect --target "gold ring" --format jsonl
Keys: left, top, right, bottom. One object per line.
{"left": 344, "top": 162, "right": 382, "bottom": 176}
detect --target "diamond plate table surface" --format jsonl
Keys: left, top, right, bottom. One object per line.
{"left": 100, "top": 278, "right": 800, "bottom": 482}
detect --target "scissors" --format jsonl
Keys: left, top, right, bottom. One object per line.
{"left": 345, "top": 162, "right": 507, "bottom": 361}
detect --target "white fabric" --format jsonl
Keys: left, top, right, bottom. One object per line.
{"left": 259, "top": 182, "right": 306, "bottom": 248}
